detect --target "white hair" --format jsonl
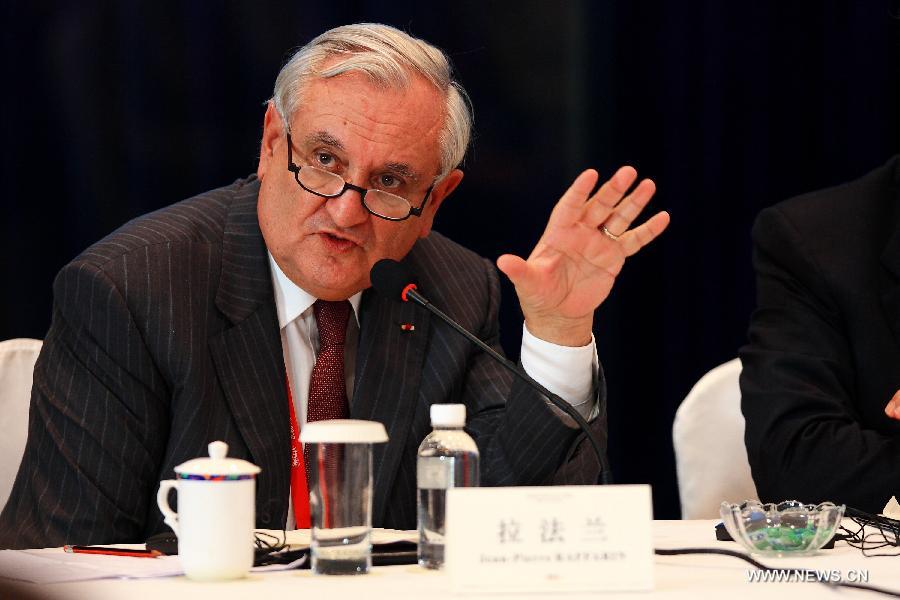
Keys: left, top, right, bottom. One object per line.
{"left": 271, "top": 23, "right": 472, "bottom": 180}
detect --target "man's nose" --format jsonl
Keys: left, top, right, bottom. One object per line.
{"left": 326, "top": 187, "right": 369, "bottom": 228}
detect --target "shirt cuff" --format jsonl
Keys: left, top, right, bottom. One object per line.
{"left": 520, "top": 323, "right": 599, "bottom": 422}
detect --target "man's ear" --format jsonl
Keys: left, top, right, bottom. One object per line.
{"left": 417, "top": 169, "right": 464, "bottom": 238}
{"left": 257, "top": 102, "right": 285, "bottom": 180}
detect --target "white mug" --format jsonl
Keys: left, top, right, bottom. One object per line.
{"left": 156, "top": 441, "right": 261, "bottom": 581}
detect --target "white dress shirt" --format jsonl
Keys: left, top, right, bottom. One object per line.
{"left": 268, "top": 253, "right": 598, "bottom": 527}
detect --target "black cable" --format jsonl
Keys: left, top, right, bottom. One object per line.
{"left": 841, "top": 513, "right": 900, "bottom": 557}
{"left": 254, "top": 529, "right": 296, "bottom": 566}
{"left": 655, "top": 547, "right": 900, "bottom": 598}
{"left": 655, "top": 547, "right": 769, "bottom": 569}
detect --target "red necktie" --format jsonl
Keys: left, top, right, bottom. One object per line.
{"left": 307, "top": 300, "right": 351, "bottom": 422}
{"left": 288, "top": 299, "right": 351, "bottom": 528}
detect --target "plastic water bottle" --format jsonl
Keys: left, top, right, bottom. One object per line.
{"left": 416, "top": 403, "right": 480, "bottom": 569}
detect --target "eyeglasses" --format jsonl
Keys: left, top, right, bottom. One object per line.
{"left": 286, "top": 133, "right": 435, "bottom": 221}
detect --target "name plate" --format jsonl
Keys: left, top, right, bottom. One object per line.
{"left": 445, "top": 485, "right": 653, "bottom": 594}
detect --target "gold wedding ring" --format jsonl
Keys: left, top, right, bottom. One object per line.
{"left": 601, "top": 225, "right": 620, "bottom": 241}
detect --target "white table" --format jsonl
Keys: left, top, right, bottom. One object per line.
{"left": 9, "top": 520, "right": 900, "bottom": 599}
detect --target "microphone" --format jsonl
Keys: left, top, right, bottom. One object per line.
{"left": 370, "top": 258, "right": 611, "bottom": 485}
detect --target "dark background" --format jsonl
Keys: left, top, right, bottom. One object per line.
{"left": 2, "top": 1, "right": 899, "bottom": 519}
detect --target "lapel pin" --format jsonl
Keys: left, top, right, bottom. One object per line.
{"left": 400, "top": 323, "right": 415, "bottom": 332}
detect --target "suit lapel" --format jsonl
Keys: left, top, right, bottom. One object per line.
{"left": 209, "top": 179, "right": 291, "bottom": 524}
{"left": 352, "top": 287, "right": 431, "bottom": 525}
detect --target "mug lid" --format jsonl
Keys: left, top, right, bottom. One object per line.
{"left": 300, "top": 419, "right": 389, "bottom": 444}
{"left": 173, "top": 441, "right": 261, "bottom": 476}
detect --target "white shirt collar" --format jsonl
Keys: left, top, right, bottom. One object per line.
{"left": 267, "top": 252, "right": 362, "bottom": 328}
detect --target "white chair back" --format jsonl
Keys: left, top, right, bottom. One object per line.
{"left": 0, "top": 338, "right": 42, "bottom": 512}
{"left": 673, "top": 358, "right": 758, "bottom": 519}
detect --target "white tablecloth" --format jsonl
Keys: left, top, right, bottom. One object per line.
{"left": 8, "top": 520, "right": 900, "bottom": 599}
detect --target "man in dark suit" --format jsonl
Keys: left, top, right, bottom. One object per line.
{"left": 741, "top": 155, "right": 900, "bottom": 513}
{"left": 0, "top": 24, "right": 668, "bottom": 548}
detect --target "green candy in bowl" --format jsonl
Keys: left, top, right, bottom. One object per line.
{"left": 719, "top": 500, "right": 845, "bottom": 557}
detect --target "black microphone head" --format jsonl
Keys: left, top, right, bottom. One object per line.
{"left": 370, "top": 259, "right": 416, "bottom": 301}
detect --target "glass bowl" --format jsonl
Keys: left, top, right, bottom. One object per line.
{"left": 719, "top": 500, "right": 845, "bottom": 557}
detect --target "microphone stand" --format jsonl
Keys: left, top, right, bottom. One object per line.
{"left": 405, "top": 287, "right": 613, "bottom": 485}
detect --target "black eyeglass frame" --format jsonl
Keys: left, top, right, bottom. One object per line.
{"left": 286, "top": 133, "right": 435, "bottom": 222}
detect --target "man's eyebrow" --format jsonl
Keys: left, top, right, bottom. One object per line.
{"left": 304, "top": 131, "right": 345, "bottom": 151}
{"left": 384, "top": 163, "right": 420, "bottom": 182}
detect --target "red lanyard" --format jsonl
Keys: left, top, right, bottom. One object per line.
{"left": 286, "top": 377, "right": 311, "bottom": 528}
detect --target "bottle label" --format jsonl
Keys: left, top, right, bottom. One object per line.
{"left": 417, "top": 456, "right": 456, "bottom": 489}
